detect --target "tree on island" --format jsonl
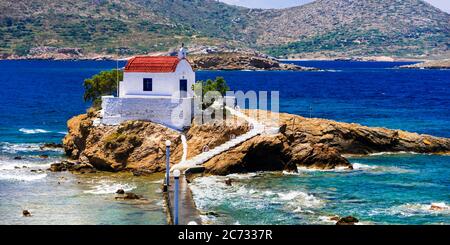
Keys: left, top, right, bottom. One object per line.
{"left": 193, "top": 76, "right": 230, "bottom": 97}
{"left": 83, "top": 69, "right": 123, "bottom": 108}
{"left": 193, "top": 76, "right": 230, "bottom": 108}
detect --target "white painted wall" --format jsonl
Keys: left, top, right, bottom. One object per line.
{"left": 119, "top": 59, "right": 195, "bottom": 97}
{"left": 101, "top": 96, "right": 194, "bottom": 130}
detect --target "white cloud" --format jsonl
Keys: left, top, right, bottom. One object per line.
{"left": 219, "top": 0, "right": 450, "bottom": 13}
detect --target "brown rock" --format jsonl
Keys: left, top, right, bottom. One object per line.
{"left": 203, "top": 134, "right": 295, "bottom": 175}
{"left": 40, "top": 143, "right": 63, "bottom": 149}
{"left": 430, "top": 205, "right": 444, "bottom": 211}
{"left": 336, "top": 216, "right": 359, "bottom": 225}
{"left": 115, "top": 192, "right": 141, "bottom": 200}
{"left": 22, "top": 210, "right": 31, "bottom": 217}
{"left": 63, "top": 109, "right": 450, "bottom": 176}
{"left": 39, "top": 155, "right": 49, "bottom": 159}
{"left": 329, "top": 216, "right": 340, "bottom": 221}
{"left": 189, "top": 53, "right": 316, "bottom": 71}
{"left": 225, "top": 179, "right": 232, "bottom": 186}
{"left": 63, "top": 115, "right": 183, "bottom": 173}
{"left": 49, "top": 161, "right": 74, "bottom": 172}
{"left": 290, "top": 143, "right": 352, "bottom": 170}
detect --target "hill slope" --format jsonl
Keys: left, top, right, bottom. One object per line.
{"left": 0, "top": 0, "right": 449, "bottom": 58}
{"left": 258, "top": 0, "right": 450, "bottom": 58}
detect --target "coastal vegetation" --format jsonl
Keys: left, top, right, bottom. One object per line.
{"left": 193, "top": 76, "right": 230, "bottom": 110}
{"left": 193, "top": 77, "right": 229, "bottom": 97}
{"left": 1, "top": 0, "right": 449, "bottom": 59}
{"left": 83, "top": 69, "right": 123, "bottom": 108}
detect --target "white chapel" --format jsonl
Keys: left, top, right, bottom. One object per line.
{"left": 100, "top": 45, "right": 195, "bottom": 129}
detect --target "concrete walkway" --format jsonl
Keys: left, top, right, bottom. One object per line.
{"left": 171, "top": 106, "right": 277, "bottom": 172}
{"left": 164, "top": 176, "right": 202, "bottom": 225}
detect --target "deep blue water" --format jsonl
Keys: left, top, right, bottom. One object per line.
{"left": 0, "top": 60, "right": 449, "bottom": 224}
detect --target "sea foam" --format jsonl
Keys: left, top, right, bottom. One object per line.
{"left": 19, "top": 128, "right": 51, "bottom": 134}
{"left": 371, "top": 202, "right": 450, "bottom": 217}
{"left": 84, "top": 180, "right": 136, "bottom": 195}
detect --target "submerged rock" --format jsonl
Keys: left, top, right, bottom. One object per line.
{"left": 116, "top": 189, "right": 125, "bottom": 194}
{"left": 40, "top": 143, "right": 63, "bottom": 149}
{"left": 336, "top": 216, "right": 359, "bottom": 225}
{"left": 115, "top": 192, "right": 141, "bottom": 200}
{"left": 225, "top": 179, "right": 232, "bottom": 186}
{"left": 22, "top": 210, "right": 31, "bottom": 217}
{"left": 14, "top": 156, "right": 23, "bottom": 160}
{"left": 49, "top": 161, "right": 95, "bottom": 173}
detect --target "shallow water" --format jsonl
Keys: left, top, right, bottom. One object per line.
{"left": 191, "top": 153, "right": 449, "bottom": 225}
{"left": 0, "top": 161, "right": 166, "bottom": 225}
{"left": 0, "top": 60, "right": 448, "bottom": 224}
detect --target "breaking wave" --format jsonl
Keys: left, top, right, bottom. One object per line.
{"left": 84, "top": 180, "right": 136, "bottom": 195}
{"left": 19, "top": 128, "right": 51, "bottom": 134}
{"left": 0, "top": 157, "right": 53, "bottom": 182}
{"left": 352, "top": 163, "right": 415, "bottom": 174}
{"left": 371, "top": 202, "right": 450, "bottom": 217}
{"left": 0, "top": 142, "right": 63, "bottom": 154}
{"left": 189, "top": 175, "right": 324, "bottom": 224}
{"left": 0, "top": 172, "right": 47, "bottom": 181}
{"left": 288, "top": 163, "right": 414, "bottom": 174}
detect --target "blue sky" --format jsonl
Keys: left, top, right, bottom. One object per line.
{"left": 219, "top": 0, "right": 450, "bottom": 13}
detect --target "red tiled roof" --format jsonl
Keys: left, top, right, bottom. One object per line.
{"left": 124, "top": 56, "right": 180, "bottom": 73}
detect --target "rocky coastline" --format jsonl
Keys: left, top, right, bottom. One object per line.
{"left": 399, "top": 59, "right": 450, "bottom": 69}
{"left": 189, "top": 53, "right": 316, "bottom": 71}
{"left": 2, "top": 50, "right": 316, "bottom": 71}
{"left": 62, "top": 110, "right": 450, "bottom": 176}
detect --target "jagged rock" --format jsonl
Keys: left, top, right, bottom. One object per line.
{"left": 48, "top": 161, "right": 94, "bottom": 173}
{"left": 63, "top": 117, "right": 183, "bottom": 172}
{"left": 336, "top": 216, "right": 359, "bottom": 225}
{"left": 63, "top": 110, "right": 450, "bottom": 176}
{"left": 290, "top": 143, "right": 352, "bottom": 170}
{"left": 203, "top": 134, "right": 296, "bottom": 175}
{"left": 49, "top": 161, "right": 74, "bottom": 172}
{"left": 72, "top": 163, "right": 96, "bottom": 173}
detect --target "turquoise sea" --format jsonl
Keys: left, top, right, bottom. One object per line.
{"left": 0, "top": 60, "right": 448, "bottom": 224}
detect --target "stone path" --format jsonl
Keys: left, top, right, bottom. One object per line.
{"left": 171, "top": 107, "right": 278, "bottom": 172}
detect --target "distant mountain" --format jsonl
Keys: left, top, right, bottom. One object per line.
{"left": 0, "top": 0, "right": 449, "bottom": 58}
{"left": 257, "top": 0, "right": 450, "bottom": 58}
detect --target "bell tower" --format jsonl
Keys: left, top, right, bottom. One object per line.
{"left": 178, "top": 43, "right": 187, "bottom": 59}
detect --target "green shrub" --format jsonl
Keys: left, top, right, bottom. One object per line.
{"left": 83, "top": 69, "right": 123, "bottom": 109}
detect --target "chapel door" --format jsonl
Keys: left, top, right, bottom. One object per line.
{"left": 180, "top": 79, "right": 188, "bottom": 97}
